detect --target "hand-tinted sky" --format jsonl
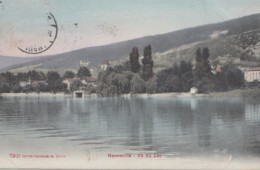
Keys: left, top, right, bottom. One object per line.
{"left": 1, "top": 0, "right": 260, "bottom": 57}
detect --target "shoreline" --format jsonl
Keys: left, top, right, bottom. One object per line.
{"left": 0, "top": 92, "right": 72, "bottom": 97}
{"left": 1, "top": 88, "right": 260, "bottom": 98}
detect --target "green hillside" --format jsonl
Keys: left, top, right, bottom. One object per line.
{"left": 1, "top": 13, "right": 260, "bottom": 74}
{"left": 153, "top": 29, "right": 260, "bottom": 72}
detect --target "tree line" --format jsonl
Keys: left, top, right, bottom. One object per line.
{"left": 0, "top": 67, "right": 91, "bottom": 93}
{"left": 97, "top": 45, "right": 245, "bottom": 96}
{"left": 0, "top": 45, "right": 245, "bottom": 95}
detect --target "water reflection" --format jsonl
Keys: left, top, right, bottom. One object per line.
{"left": 243, "top": 98, "right": 260, "bottom": 155}
{"left": 192, "top": 101, "right": 212, "bottom": 148}
{"left": 0, "top": 96, "right": 260, "bottom": 157}
{"left": 245, "top": 123, "right": 260, "bottom": 156}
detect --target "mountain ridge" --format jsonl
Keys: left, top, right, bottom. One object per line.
{"left": 1, "top": 13, "right": 260, "bottom": 72}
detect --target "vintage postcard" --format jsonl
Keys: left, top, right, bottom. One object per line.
{"left": 1, "top": 0, "right": 260, "bottom": 169}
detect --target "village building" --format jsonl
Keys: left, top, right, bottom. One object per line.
{"left": 81, "top": 77, "right": 97, "bottom": 86}
{"left": 19, "top": 77, "right": 31, "bottom": 87}
{"left": 101, "top": 60, "right": 111, "bottom": 71}
{"left": 63, "top": 77, "right": 97, "bottom": 91}
{"left": 31, "top": 80, "right": 48, "bottom": 88}
{"left": 211, "top": 64, "right": 222, "bottom": 75}
{"left": 244, "top": 67, "right": 260, "bottom": 82}
{"left": 209, "top": 30, "right": 228, "bottom": 39}
{"left": 79, "top": 60, "right": 89, "bottom": 67}
{"left": 62, "top": 78, "right": 81, "bottom": 91}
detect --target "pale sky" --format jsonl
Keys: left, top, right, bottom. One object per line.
{"left": 1, "top": 0, "right": 260, "bottom": 57}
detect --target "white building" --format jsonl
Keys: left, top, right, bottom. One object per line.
{"left": 190, "top": 87, "right": 198, "bottom": 95}
{"left": 209, "top": 30, "right": 228, "bottom": 39}
{"left": 19, "top": 77, "right": 31, "bottom": 87}
{"left": 244, "top": 68, "right": 260, "bottom": 82}
{"left": 81, "top": 77, "right": 97, "bottom": 86}
{"left": 79, "top": 60, "right": 89, "bottom": 67}
{"left": 101, "top": 60, "right": 110, "bottom": 71}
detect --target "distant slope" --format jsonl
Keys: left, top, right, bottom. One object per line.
{"left": 2, "top": 13, "right": 260, "bottom": 72}
{"left": 0, "top": 56, "right": 39, "bottom": 70}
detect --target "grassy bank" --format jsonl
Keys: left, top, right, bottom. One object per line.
{"left": 128, "top": 89, "right": 260, "bottom": 98}
{"left": 209, "top": 88, "right": 260, "bottom": 97}
{"left": 1, "top": 88, "right": 260, "bottom": 98}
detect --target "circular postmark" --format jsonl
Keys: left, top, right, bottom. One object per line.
{"left": 17, "top": 12, "right": 58, "bottom": 54}
{"left": 0, "top": 0, "right": 4, "bottom": 11}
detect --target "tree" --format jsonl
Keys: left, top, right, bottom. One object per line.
{"left": 34, "top": 82, "right": 49, "bottom": 92}
{"left": 0, "top": 84, "right": 10, "bottom": 93}
{"left": 146, "top": 76, "right": 158, "bottom": 94}
{"left": 70, "top": 80, "right": 83, "bottom": 91}
{"left": 166, "top": 75, "right": 182, "bottom": 92}
{"left": 46, "top": 71, "right": 62, "bottom": 92}
{"left": 223, "top": 65, "right": 244, "bottom": 89}
{"left": 130, "top": 74, "right": 146, "bottom": 93}
{"left": 129, "top": 47, "right": 140, "bottom": 73}
{"left": 63, "top": 71, "right": 76, "bottom": 79}
{"left": 179, "top": 60, "right": 192, "bottom": 75}
{"left": 156, "top": 68, "right": 182, "bottom": 93}
{"left": 118, "top": 72, "right": 133, "bottom": 94}
{"left": 106, "top": 72, "right": 120, "bottom": 94}
{"left": 77, "top": 67, "right": 91, "bottom": 78}
{"left": 194, "top": 47, "right": 214, "bottom": 93}
{"left": 142, "top": 45, "right": 154, "bottom": 81}
{"left": 12, "top": 84, "right": 22, "bottom": 93}
{"left": 28, "top": 70, "right": 45, "bottom": 81}
{"left": 16, "top": 72, "right": 29, "bottom": 81}
{"left": 178, "top": 60, "right": 194, "bottom": 91}
{"left": 0, "top": 75, "right": 7, "bottom": 93}
{"left": 195, "top": 76, "right": 216, "bottom": 93}
{"left": 114, "top": 61, "right": 131, "bottom": 72}
{"left": 4, "top": 72, "right": 15, "bottom": 89}
{"left": 154, "top": 60, "right": 193, "bottom": 93}
{"left": 22, "top": 85, "right": 33, "bottom": 93}
{"left": 181, "top": 71, "right": 194, "bottom": 92}
{"left": 172, "top": 63, "right": 179, "bottom": 75}
{"left": 194, "top": 47, "right": 211, "bottom": 80}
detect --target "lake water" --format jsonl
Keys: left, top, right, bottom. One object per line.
{"left": 0, "top": 95, "right": 260, "bottom": 161}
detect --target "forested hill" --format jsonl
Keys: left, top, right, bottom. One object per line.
{"left": 1, "top": 13, "right": 260, "bottom": 72}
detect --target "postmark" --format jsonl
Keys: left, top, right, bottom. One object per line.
{"left": 0, "top": 0, "right": 4, "bottom": 10}
{"left": 17, "top": 12, "right": 58, "bottom": 54}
